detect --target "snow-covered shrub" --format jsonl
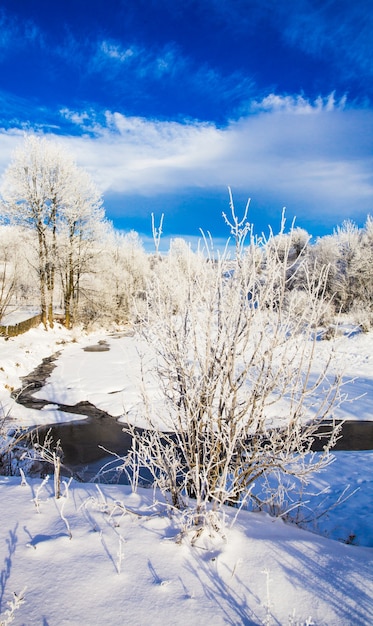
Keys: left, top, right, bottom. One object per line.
{"left": 266, "top": 225, "right": 310, "bottom": 265}
{"left": 0, "top": 409, "right": 30, "bottom": 476}
{"left": 149, "top": 236, "right": 204, "bottom": 318}
{"left": 346, "top": 215, "right": 373, "bottom": 314}
{"left": 349, "top": 304, "right": 373, "bottom": 332}
{"left": 310, "top": 217, "right": 373, "bottom": 317}
{"left": 0, "top": 589, "right": 26, "bottom": 626}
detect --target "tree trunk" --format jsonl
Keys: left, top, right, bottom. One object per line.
{"left": 37, "top": 227, "right": 48, "bottom": 328}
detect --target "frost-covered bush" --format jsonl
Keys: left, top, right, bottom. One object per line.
{"left": 149, "top": 237, "right": 204, "bottom": 317}
{"left": 349, "top": 304, "right": 373, "bottom": 332}
{"left": 0, "top": 411, "right": 29, "bottom": 476}
{"left": 124, "top": 199, "right": 344, "bottom": 530}
{"left": 310, "top": 217, "right": 373, "bottom": 316}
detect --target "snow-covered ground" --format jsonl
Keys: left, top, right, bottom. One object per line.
{"left": 0, "top": 476, "right": 372, "bottom": 626}
{"left": 2, "top": 323, "right": 372, "bottom": 428}
{"left": 0, "top": 325, "right": 372, "bottom": 624}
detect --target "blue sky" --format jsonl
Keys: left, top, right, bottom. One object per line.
{"left": 0, "top": 0, "right": 372, "bottom": 244}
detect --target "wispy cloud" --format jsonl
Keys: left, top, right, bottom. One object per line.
{"left": 250, "top": 93, "right": 347, "bottom": 114}
{"left": 278, "top": 1, "right": 373, "bottom": 82}
{"left": 0, "top": 8, "right": 45, "bottom": 55}
{"left": 99, "top": 40, "right": 136, "bottom": 63}
{"left": 87, "top": 37, "right": 253, "bottom": 111}
{"left": 89, "top": 39, "right": 140, "bottom": 76}
{"left": 94, "top": 39, "right": 181, "bottom": 79}
{"left": 56, "top": 109, "right": 225, "bottom": 193}
{"left": 0, "top": 11, "right": 16, "bottom": 51}
{"left": 201, "top": 0, "right": 373, "bottom": 92}
{"left": 0, "top": 91, "right": 62, "bottom": 133}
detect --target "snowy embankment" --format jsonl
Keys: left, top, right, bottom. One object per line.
{"left": 0, "top": 325, "right": 373, "bottom": 624}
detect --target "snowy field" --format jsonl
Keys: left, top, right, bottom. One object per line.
{"left": 0, "top": 325, "right": 372, "bottom": 624}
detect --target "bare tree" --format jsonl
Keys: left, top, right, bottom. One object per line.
{"left": 151, "top": 212, "right": 164, "bottom": 259}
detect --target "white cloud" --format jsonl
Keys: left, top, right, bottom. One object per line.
{"left": 1, "top": 94, "right": 373, "bottom": 226}
{"left": 60, "top": 108, "right": 91, "bottom": 126}
{"left": 56, "top": 108, "right": 226, "bottom": 192}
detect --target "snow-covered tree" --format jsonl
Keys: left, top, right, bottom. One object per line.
{"left": 0, "top": 225, "right": 18, "bottom": 322}
{"left": 107, "top": 229, "right": 149, "bottom": 323}
{"left": 331, "top": 219, "right": 361, "bottom": 312}
{"left": 0, "top": 135, "right": 105, "bottom": 328}
{"left": 0, "top": 225, "right": 35, "bottom": 322}
{"left": 76, "top": 228, "right": 149, "bottom": 328}
{"left": 55, "top": 168, "right": 105, "bottom": 328}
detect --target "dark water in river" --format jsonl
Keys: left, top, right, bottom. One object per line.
{"left": 36, "top": 418, "right": 134, "bottom": 481}
{"left": 30, "top": 417, "right": 373, "bottom": 484}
